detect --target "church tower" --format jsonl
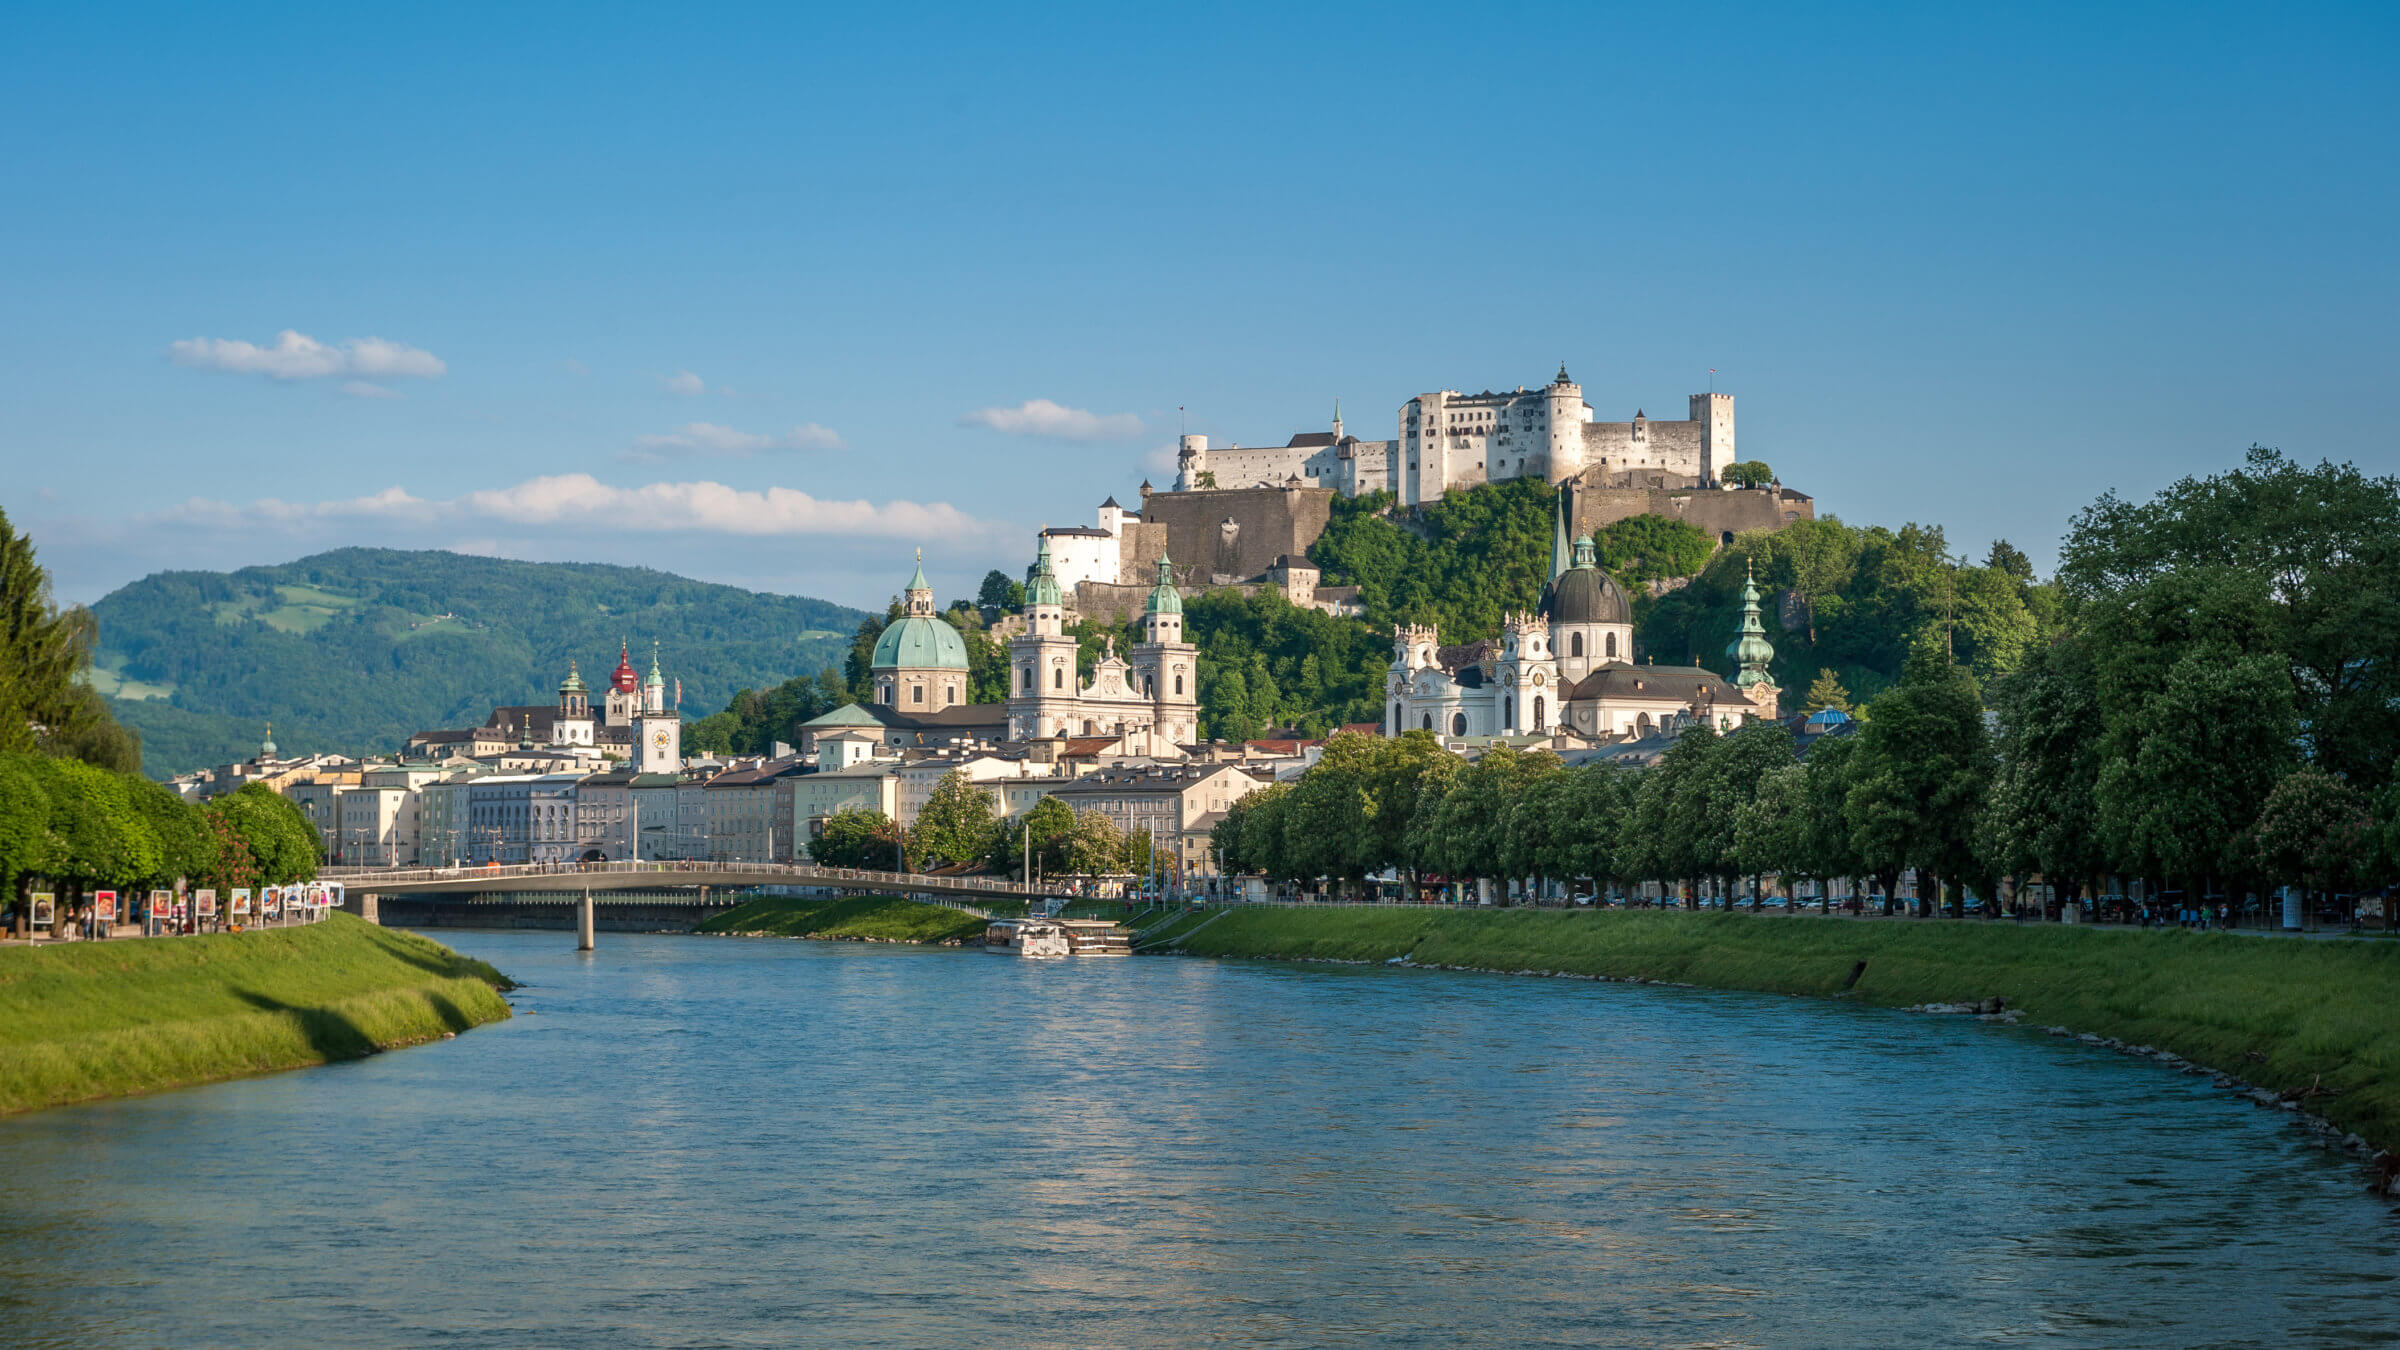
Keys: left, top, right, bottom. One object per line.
{"left": 1131, "top": 553, "right": 1197, "bottom": 751}
{"left": 1006, "top": 536, "right": 1079, "bottom": 741}
{"left": 604, "top": 641, "right": 642, "bottom": 728}
{"left": 634, "top": 643, "right": 681, "bottom": 773}
{"left": 1497, "top": 610, "right": 1558, "bottom": 735}
{"left": 1726, "top": 561, "right": 1781, "bottom": 721}
{"left": 553, "top": 662, "right": 595, "bottom": 746}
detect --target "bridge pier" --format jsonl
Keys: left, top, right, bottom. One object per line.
{"left": 359, "top": 892, "right": 379, "bottom": 925}
{"left": 577, "top": 890, "right": 595, "bottom": 951}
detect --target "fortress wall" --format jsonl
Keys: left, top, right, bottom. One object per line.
{"left": 1137, "top": 485, "right": 1336, "bottom": 584}
{"left": 1572, "top": 485, "right": 1815, "bottom": 542}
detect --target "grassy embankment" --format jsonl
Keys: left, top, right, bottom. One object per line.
{"left": 0, "top": 913, "right": 512, "bottom": 1115}
{"left": 698, "top": 895, "right": 995, "bottom": 944}
{"left": 1169, "top": 906, "right": 2400, "bottom": 1153}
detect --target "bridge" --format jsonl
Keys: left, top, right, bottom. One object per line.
{"left": 326, "top": 860, "right": 1050, "bottom": 947}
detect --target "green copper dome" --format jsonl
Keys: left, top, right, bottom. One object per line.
{"left": 1025, "top": 535, "right": 1065, "bottom": 608}
{"left": 1145, "top": 554, "right": 1182, "bottom": 615}
{"left": 872, "top": 614, "right": 969, "bottom": 671}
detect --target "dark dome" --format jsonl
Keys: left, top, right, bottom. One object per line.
{"left": 1544, "top": 567, "right": 1632, "bottom": 626}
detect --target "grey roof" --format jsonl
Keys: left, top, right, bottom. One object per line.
{"left": 1284, "top": 432, "right": 1338, "bottom": 448}
{"left": 1566, "top": 662, "right": 1741, "bottom": 704}
{"left": 1100, "top": 495, "right": 1121, "bottom": 509}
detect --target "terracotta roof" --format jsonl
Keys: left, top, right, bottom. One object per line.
{"left": 1058, "top": 737, "right": 1122, "bottom": 758}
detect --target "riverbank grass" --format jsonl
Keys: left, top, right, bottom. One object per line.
{"left": 1173, "top": 908, "right": 2400, "bottom": 1153}
{"left": 0, "top": 914, "right": 512, "bottom": 1115}
{"left": 698, "top": 895, "right": 990, "bottom": 944}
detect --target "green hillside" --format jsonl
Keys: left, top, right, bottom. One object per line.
{"left": 89, "top": 548, "right": 867, "bottom": 776}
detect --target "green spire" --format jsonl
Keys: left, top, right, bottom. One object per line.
{"left": 559, "top": 660, "right": 586, "bottom": 695}
{"left": 260, "top": 721, "right": 276, "bottom": 758}
{"left": 1571, "top": 533, "right": 1598, "bottom": 571}
{"left": 1549, "top": 486, "right": 1571, "bottom": 583}
{"left": 906, "top": 547, "right": 930, "bottom": 595}
{"left": 646, "top": 641, "right": 664, "bottom": 688}
{"left": 1025, "top": 534, "right": 1064, "bottom": 608}
{"left": 1146, "top": 553, "right": 1182, "bottom": 616}
{"left": 1726, "top": 560, "right": 1776, "bottom": 688}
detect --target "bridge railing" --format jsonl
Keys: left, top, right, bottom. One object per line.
{"left": 323, "top": 859, "right": 1039, "bottom": 897}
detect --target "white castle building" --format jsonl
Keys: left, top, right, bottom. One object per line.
{"left": 1006, "top": 539, "right": 1198, "bottom": 756}
{"left": 1170, "top": 370, "right": 1735, "bottom": 504}
{"left": 1385, "top": 492, "right": 1778, "bottom": 741}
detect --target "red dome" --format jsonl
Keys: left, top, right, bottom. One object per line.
{"left": 609, "top": 643, "right": 641, "bottom": 693}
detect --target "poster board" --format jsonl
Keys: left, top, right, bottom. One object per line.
{"left": 262, "top": 886, "right": 282, "bottom": 917}
{"left": 325, "top": 882, "right": 345, "bottom": 912}
{"left": 30, "top": 893, "right": 54, "bottom": 927}
{"left": 196, "top": 889, "right": 218, "bottom": 918}
{"left": 148, "top": 890, "right": 172, "bottom": 921}
{"left": 231, "top": 888, "right": 252, "bottom": 916}
{"left": 93, "top": 891, "right": 118, "bottom": 922}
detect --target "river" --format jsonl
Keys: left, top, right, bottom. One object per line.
{"left": 0, "top": 931, "right": 2392, "bottom": 1347}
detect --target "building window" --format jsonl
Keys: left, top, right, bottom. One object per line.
{"left": 1422, "top": 713, "right": 1433, "bottom": 730}
{"left": 1534, "top": 696, "right": 1545, "bottom": 732}
{"left": 1571, "top": 632, "right": 1583, "bottom": 658}
{"left": 912, "top": 685, "right": 924, "bottom": 704}
{"left": 1451, "top": 712, "right": 1467, "bottom": 736}
{"left": 1504, "top": 696, "right": 1513, "bottom": 726}
{"left": 1606, "top": 632, "right": 1618, "bottom": 658}
{"left": 1174, "top": 674, "right": 1184, "bottom": 695}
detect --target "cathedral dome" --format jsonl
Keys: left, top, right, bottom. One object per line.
{"left": 872, "top": 614, "right": 970, "bottom": 671}
{"left": 1544, "top": 566, "right": 1632, "bottom": 626}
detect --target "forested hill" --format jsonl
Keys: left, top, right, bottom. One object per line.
{"left": 88, "top": 548, "right": 866, "bottom": 777}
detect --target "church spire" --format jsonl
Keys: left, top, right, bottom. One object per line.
{"left": 1549, "top": 485, "right": 1572, "bottom": 584}
{"left": 1727, "top": 559, "right": 1776, "bottom": 688}
{"left": 904, "top": 548, "right": 935, "bottom": 617}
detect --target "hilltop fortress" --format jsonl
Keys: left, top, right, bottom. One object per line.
{"left": 1037, "top": 365, "right": 1812, "bottom": 623}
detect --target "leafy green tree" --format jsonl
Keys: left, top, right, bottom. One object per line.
{"left": 1593, "top": 514, "right": 1717, "bottom": 589}
{"left": 1795, "top": 733, "right": 1868, "bottom": 900}
{"left": 1423, "top": 745, "right": 1559, "bottom": 895}
{"left": 811, "top": 807, "right": 899, "bottom": 870}
{"left": 1980, "top": 634, "right": 2107, "bottom": 903}
{"left": 1215, "top": 782, "right": 1293, "bottom": 880}
{"left": 1015, "top": 797, "right": 1076, "bottom": 878}
{"left": 1722, "top": 460, "right": 1776, "bottom": 488}
{"left": 209, "top": 783, "right": 319, "bottom": 883}
{"left": 2247, "top": 766, "right": 2371, "bottom": 928}
{"left": 0, "top": 754, "right": 51, "bottom": 918}
{"left": 29, "top": 756, "right": 159, "bottom": 895}
{"left": 125, "top": 776, "right": 216, "bottom": 888}
{"left": 2060, "top": 447, "right": 2400, "bottom": 786}
{"left": 1063, "top": 809, "right": 1127, "bottom": 876}
{"left": 909, "top": 771, "right": 999, "bottom": 868}
{"left": 1732, "top": 761, "right": 1809, "bottom": 894}
{"left": 1844, "top": 645, "right": 1993, "bottom": 915}
{"left": 976, "top": 570, "right": 1025, "bottom": 613}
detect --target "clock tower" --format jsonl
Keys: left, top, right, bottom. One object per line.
{"left": 634, "top": 643, "right": 681, "bottom": 774}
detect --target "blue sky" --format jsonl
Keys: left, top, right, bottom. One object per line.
{"left": 4, "top": 1, "right": 2393, "bottom": 610}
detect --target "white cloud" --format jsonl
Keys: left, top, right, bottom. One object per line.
{"left": 959, "top": 398, "right": 1143, "bottom": 441}
{"left": 663, "top": 370, "right": 708, "bottom": 396}
{"left": 1143, "top": 444, "right": 1181, "bottom": 476}
{"left": 621, "top": 421, "right": 846, "bottom": 462}
{"left": 169, "top": 330, "right": 447, "bottom": 382}
{"left": 148, "top": 474, "right": 986, "bottom": 542}
{"left": 340, "top": 380, "right": 401, "bottom": 399}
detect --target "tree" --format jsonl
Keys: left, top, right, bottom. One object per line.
{"left": 811, "top": 807, "right": 899, "bottom": 870}
{"left": 2060, "top": 447, "right": 2400, "bottom": 786}
{"left": 976, "top": 570, "right": 1026, "bottom": 613}
{"left": 1017, "top": 797, "right": 1076, "bottom": 878}
{"left": 1844, "top": 645, "right": 1993, "bottom": 915}
{"left": 1802, "top": 669, "right": 1851, "bottom": 714}
{"left": 1732, "top": 761, "right": 1809, "bottom": 895}
{"left": 208, "top": 783, "right": 319, "bottom": 883}
{"left": 1723, "top": 460, "right": 1776, "bottom": 488}
{"left": 1593, "top": 514, "right": 1717, "bottom": 588}
{"left": 1980, "top": 634, "right": 2107, "bottom": 904}
{"left": 1986, "top": 539, "right": 2034, "bottom": 581}
{"left": 0, "top": 754, "right": 50, "bottom": 919}
{"left": 29, "top": 756, "right": 159, "bottom": 897}
{"left": 1063, "top": 809, "right": 1127, "bottom": 876}
{"left": 909, "top": 771, "right": 999, "bottom": 868}
{"left": 1794, "top": 734, "right": 1867, "bottom": 902}
{"left": 2247, "top": 766, "right": 2371, "bottom": 929}
{"left": 0, "top": 510, "right": 137, "bottom": 770}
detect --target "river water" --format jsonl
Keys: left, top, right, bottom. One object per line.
{"left": 0, "top": 932, "right": 2393, "bottom": 1348}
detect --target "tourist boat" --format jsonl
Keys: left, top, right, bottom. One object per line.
{"left": 983, "top": 919, "right": 1070, "bottom": 957}
{"left": 982, "top": 918, "right": 1127, "bottom": 957}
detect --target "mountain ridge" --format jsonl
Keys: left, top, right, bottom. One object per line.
{"left": 89, "top": 547, "right": 868, "bottom": 776}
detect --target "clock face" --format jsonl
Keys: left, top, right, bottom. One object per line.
{"left": 651, "top": 730, "right": 669, "bottom": 749}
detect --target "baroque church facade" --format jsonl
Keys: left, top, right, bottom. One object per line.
{"left": 1385, "top": 492, "right": 1780, "bottom": 741}
{"left": 1003, "top": 539, "right": 1197, "bottom": 755}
